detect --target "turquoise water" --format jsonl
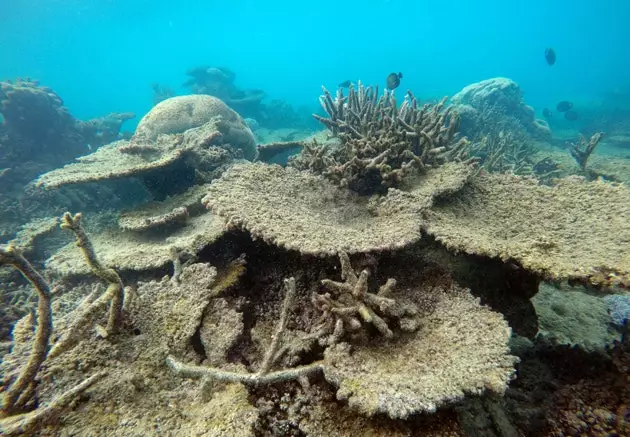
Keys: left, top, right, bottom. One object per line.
{"left": 2, "top": 0, "right": 628, "bottom": 125}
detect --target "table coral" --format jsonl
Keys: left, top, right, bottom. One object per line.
{"left": 424, "top": 172, "right": 630, "bottom": 288}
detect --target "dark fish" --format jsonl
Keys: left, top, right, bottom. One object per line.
{"left": 542, "top": 108, "right": 553, "bottom": 118}
{"left": 545, "top": 48, "right": 556, "bottom": 66}
{"left": 556, "top": 101, "right": 573, "bottom": 112}
{"left": 386, "top": 72, "right": 403, "bottom": 90}
{"left": 338, "top": 80, "right": 352, "bottom": 88}
{"left": 564, "top": 110, "right": 579, "bottom": 121}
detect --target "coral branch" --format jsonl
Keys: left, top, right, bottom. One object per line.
{"left": 0, "top": 244, "right": 53, "bottom": 413}
{"left": 0, "top": 371, "right": 107, "bottom": 436}
{"left": 61, "top": 212, "right": 124, "bottom": 336}
{"left": 569, "top": 132, "right": 604, "bottom": 171}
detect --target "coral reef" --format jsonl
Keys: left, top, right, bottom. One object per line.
{"left": 184, "top": 66, "right": 266, "bottom": 119}
{"left": 292, "top": 83, "right": 470, "bottom": 194}
{"left": 2, "top": 73, "right": 630, "bottom": 436}
{"left": 36, "top": 108, "right": 249, "bottom": 197}
{"left": 0, "top": 78, "right": 85, "bottom": 167}
{"left": 424, "top": 172, "right": 630, "bottom": 287}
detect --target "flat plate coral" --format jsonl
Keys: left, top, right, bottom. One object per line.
{"left": 424, "top": 172, "right": 630, "bottom": 287}
{"left": 203, "top": 162, "right": 430, "bottom": 256}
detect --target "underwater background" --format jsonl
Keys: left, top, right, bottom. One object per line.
{"left": 2, "top": 0, "right": 629, "bottom": 126}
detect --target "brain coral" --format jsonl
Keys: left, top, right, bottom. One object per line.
{"left": 134, "top": 95, "right": 256, "bottom": 159}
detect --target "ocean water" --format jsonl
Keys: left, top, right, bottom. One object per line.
{"left": 2, "top": 0, "right": 629, "bottom": 124}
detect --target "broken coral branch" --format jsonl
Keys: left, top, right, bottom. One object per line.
{"left": 167, "top": 277, "right": 323, "bottom": 386}
{"left": 0, "top": 371, "right": 107, "bottom": 436}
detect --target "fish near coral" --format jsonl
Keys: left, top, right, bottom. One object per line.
{"left": 386, "top": 72, "right": 403, "bottom": 90}
{"left": 338, "top": 80, "right": 352, "bottom": 88}
{"left": 542, "top": 108, "right": 553, "bottom": 118}
{"left": 545, "top": 47, "right": 556, "bottom": 66}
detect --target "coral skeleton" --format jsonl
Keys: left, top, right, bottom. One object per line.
{"left": 60, "top": 212, "right": 124, "bottom": 337}
{"left": 310, "top": 252, "right": 417, "bottom": 344}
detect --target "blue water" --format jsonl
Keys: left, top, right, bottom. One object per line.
{"left": 1, "top": 0, "right": 629, "bottom": 126}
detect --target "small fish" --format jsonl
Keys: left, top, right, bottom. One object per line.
{"left": 386, "top": 72, "right": 403, "bottom": 90}
{"left": 564, "top": 110, "right": 579, "bottom": 121}
{"left": 542, "top": 108, "right": 553, "bottom": 118}
{"left": 545, "top": 48, "right": 556, "bottom": 66}
{"left": 338, "top": 80, "right": 352, "bottom": 88}
{"left": 556, "top": 101, "right": 573, "bottom": 112}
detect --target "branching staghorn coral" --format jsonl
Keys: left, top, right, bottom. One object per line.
{"left": 293, "top": 82, "right": 471, "bottom": 194}
{"left": 310, "top": 252, "right": 417, "bottom": 345}
{"left": 167, "top": 277, "right": 323, "bottom": 386}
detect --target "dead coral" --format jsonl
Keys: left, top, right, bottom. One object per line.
{"left": 0, "top": 244, "right": 107, "bottom": 436}
{"left": 322, "top": 278, "right": 517, "bottom": 419}
{"left": 424, "top": 172, "right": 630, "bottom": 288}
{"left": 119, "top": 206, "right": 189, "bottom": 232}
{"left": 60, "top": 212, "right": 123, "bottom": 337}
{"left": 310, "top": 252, "right": 418, "bottom": 345}
{"left": 568, "top": 132, "right": 604, "bottom": 172}
{"left": 0, "top": 244, "right": 53, "bottom": 415}
{"left": 46, "top": 210, "right": 225, "bottom": 277}
{"left": 292, "top": 82, "right": 471, "bottom": 194}
{"left": 167, "top": 278, "right": 323, "bottom": 386}
{"left": 203, "top": 162, "right": 424, "bottom": 256}
{"left": 7, "top": 216, "right": 59, "bottom": 254}
{"left": 35, "top": 96, "right": 253, "bottom": 191}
